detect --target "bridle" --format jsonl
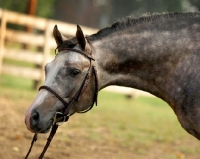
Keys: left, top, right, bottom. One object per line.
{"left": 40, "top": 47, "right": 98, "bottom": 116}
{"left": 25, "top": 46, "right": 99, "bottom": 159}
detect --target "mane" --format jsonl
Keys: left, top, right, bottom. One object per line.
{"left": 60, "top": 37, "right": 77, "bottom": 48}
{"left": 87, "top": 12, "right": 200, "bottom": 41}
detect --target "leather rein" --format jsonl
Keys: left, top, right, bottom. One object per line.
{"left": 25, "top": 47, "right": 98, "bottom": 159}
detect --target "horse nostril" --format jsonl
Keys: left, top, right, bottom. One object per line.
{"left": 30, "top": 111, "right": 40, "bottom": 126}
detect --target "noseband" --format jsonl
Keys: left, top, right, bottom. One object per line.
{"left": 25, "top": 47, "right": 98, "bottom": 159}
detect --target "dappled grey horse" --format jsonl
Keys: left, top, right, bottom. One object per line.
{"left": 25, "top": 12, "right": 200, "bottom": 140}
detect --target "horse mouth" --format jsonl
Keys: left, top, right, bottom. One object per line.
{"left": 27, "top": 111, "right": 67, "bottom": 133}
{"left": 40, "top": 125, "right": 52, "bottom": 133}
{"left": 30, "top": 119, "right": 54, "bottom": 134}
{"left": 38, "top": 113, "right": 68, "bottom": 133}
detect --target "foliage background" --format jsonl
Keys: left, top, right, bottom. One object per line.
{"left": 0, "top": 0, "right": 200, "bottom": 28}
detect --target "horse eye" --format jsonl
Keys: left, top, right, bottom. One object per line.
{"left": 70, "top": 69, "right": 81, "bottom": 77}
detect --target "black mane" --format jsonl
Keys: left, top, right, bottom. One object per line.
{"left": 87, "top": 12, "right": 200, "bottom": 41}
{"left": 60, "top": 37, "right": 77, "bottom": 48}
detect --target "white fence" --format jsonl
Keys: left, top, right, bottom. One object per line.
{"left": 0, "top": 8, "right": 153, "bottom": 97}
{"left": 0, "top": 8, "right": 97, "bottom": 83}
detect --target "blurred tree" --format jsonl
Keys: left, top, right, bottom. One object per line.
{"left": 162, "top": 0, "right": 183, "bottom": 11}
{"left": 143, "top": 0, "right": 183, "bottom": 12}
{"left": 1, "top": 0, "right": 198, "bottom": 29}
{"left": 0, "top": 0, "right": 27, "bottom": 13}
{"left": 109, "top": 0, "right": 183, "bottom": 25}
{"left": 0, "top": 0, "right": 56, "bottom": 18}
{"left": 189, "top": 0, "right": 200, "bottom": 10}
{"left": 36, "top": 0, "right": 55, "bottom": 18}
{"left": 53, "top": 0, "right": 186, "bottom": 28}
{"left": 110, "top": 0, "right": 141, "bottom": 21}
{"left": 54, "top": 0, "right": 112, "bottom": 28}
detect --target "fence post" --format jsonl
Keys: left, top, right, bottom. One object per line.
{"left": 0, "top": 9, "right": 7, "bottom": 74}
{"left": 40, "top": 20, "right": 52, "bottom": 84}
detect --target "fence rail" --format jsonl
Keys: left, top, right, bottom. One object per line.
{"left": 0, "top": 8, "right": 98, "bottom": 84}
{"left": 0, "top": 8, "right": 153, "bottom": 97}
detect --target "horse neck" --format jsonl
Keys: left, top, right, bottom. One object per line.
{"left": 89, "top": 21, "right": 197, "bottom": 102}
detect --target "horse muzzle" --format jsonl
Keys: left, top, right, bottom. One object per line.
{"left": 25, "top": 108, "right": 53, "bottom": 133}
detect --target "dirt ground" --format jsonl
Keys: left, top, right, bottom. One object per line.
{"left": 1, "top": 94, "right": 200, "bottom": 159}
{"left": 0, "top": 95, "right": 141, "bottom": 159}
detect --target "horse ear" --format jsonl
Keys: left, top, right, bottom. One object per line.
{"left": 76, "top": 25, "right": 86, "bottom": 49}
{"left": 53, "top": 25, "right": 68, "bottom": 45}
{"left": 76, "top": 25, "right": 91, "bottom": 53}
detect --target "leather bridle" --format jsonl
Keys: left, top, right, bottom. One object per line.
{"left": 40, "top": 47, "right": 98, "bottom": 117}
{"left": 25, "top": 47, "right": 98, "bottom": 159}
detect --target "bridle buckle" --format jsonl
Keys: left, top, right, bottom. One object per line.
{"left": 53, "top": 112, "right": 69, "bottom": 126}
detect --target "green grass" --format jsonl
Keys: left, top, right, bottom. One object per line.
{"left": 1, "top": 74, "right": 200, "bottom": 158}
{"left": 0, "top": 74, "right": 36, "bottom": 100}
{"left": 3, "top": 58, "right": 35, "bottom": 68}
{"left": 0, "top": 74, "right": 33, "bottom": 90}
{"left": 71, "top": 92, "right": 180, "bottom": 143}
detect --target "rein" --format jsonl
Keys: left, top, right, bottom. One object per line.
{"left": 25, "top": 47, "right": 98, "bottom": 159}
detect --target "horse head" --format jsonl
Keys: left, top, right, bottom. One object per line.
{"left": 25, "top": 25, "right": 98, "bottom": 133}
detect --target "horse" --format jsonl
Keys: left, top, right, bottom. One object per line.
{"left": 25, "top": 12, "right": 200, "bottom": 140}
